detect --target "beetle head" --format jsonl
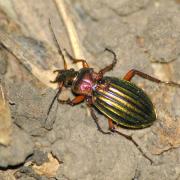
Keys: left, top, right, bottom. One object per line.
{"left": 51, "top": 68, "right": 78, "bottom": 87}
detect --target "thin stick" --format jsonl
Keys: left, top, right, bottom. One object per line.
{"left": 53, "top": 0, "right": 85, "bottom": 66}
{"left": 0, "top": 29, "right": 56, "bottom": 89}
{"left": 0, "top": 84, "right": 5, "bottom": 105}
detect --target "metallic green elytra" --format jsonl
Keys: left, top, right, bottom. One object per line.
{"left": 93, "top": 77, "right": 156, "bottom": 129}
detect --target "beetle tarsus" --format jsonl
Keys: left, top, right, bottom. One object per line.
{"left": 162, "top": 81, "right": 180, "bottom": 88}
{"left": 111, "top": 128, "right": 153, "bottom": 164}
{"left": 97, "top": 128, "right": 111, "bottom": 135}
{"left": 104, "top": 48, "right": 117, "bottom": 64}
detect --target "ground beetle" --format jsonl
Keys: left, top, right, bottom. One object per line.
{"left": 47, "top": 22, "right": 180, "bottom": 163}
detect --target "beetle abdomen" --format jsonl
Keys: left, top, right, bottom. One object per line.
{"left": 93, "top": 77, "right": 156, "bottom": 128}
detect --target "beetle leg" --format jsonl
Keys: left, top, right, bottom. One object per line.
{"left": 58, "top": 95, "right": 85, "bottom": 106}
{"left": 64, "top": 49, "right": 89, "bottom": 68}
{"left": 98, "top": 48, "right": 117, "bottom": 76}
{"left": 45, "top": 82, "right": 64, "bottom": 128}
{"left": 87, "top": 106, "right": 111, "bottom": 134}
{"left": 86, "top": 97, "right": 111, "bottom": 134}
{"left": 108, "top": 118, "right": 115, "bottom": 130}
{"left": 123, "top": 69, "right": 180, "bottom": 87}
{"left": 50, "top": 70, "right": 64, "bottom": 83}
{"left": 47, "top": 82, "right": 64, "bottom": 116}
{"left": 108, "top": 118, "right": 153, "bottom": 164}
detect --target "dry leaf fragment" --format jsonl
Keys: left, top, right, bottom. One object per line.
{"left": 32, "top": 153, "right": 60, "bottom": 178}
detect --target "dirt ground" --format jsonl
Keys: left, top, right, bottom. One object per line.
{"left": 0, "top": 0, "right": 180, "bottom": 180}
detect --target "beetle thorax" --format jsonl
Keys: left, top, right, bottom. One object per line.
{"left": 72, "top": 68, "right": 97, "bottom": 95}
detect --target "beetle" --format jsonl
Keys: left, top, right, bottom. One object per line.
{"left": 46, "top": 23, "right": 180, "bottom": 163}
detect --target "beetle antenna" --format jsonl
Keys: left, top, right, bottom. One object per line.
{"left": 49, "top": 19, "right": 68, "bottom": 70}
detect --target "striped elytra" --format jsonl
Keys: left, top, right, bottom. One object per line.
{"left": 93, "top": 77, "right": 156, "bottom": 128}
